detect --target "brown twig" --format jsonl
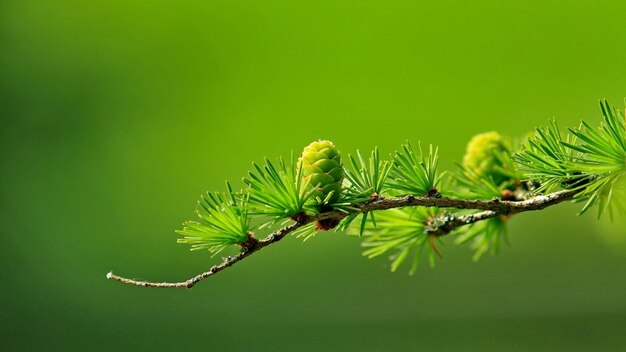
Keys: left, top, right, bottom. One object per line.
{"left": 106, "top": 189, "right": 577, "bottom": 289}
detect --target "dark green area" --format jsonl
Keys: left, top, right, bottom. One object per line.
{"left": 1, "top": 1, "right": 625, "bottom": 350}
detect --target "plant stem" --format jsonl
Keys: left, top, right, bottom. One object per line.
{"left": 106, "top": 189, "right": 577, "bottom": 289}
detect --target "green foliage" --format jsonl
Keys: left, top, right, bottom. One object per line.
{"left": 176, "top": 182, "right": 251, "bottom": 255}
{"left": 454, "top": 162, "right": 505, "bottom": 199}
{"left": 344, "top": 147, "right": 392, "bottom": 197}
{"left": 338, "top": 148, "right": 393, "bottom": 236}
{"left": 174, "top": 100, "right": 625, "bottom": 273}
{"left": 291, "top": 223, "right": 319, "bottom": 241}
{"left": 515, "top": 100, "right": 626, "bottom": 218}
{"left": 565, "top": 101, "right": 626, "bottom": 217}
{"left": 356, "top": 207, "right": 442, "bottom": 274}
{"left": 388, "top": 142, "right": 442, "bottom": 196}
{"left": 514, "top": 119, "right": 583, "bottom": 193}
{"left": 455, "top": 216, "right": 508, "bottom": 261}
{"left": 243, "top": 154, "right": 316, "bottom": 225}
{"left": 455, "top": 132, "right": 522, "bottom": 199}
{"left": 453, "top": 134, "right": 518, "bottom": 258}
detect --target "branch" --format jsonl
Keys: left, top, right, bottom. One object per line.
{"left": 107, "top": 189, "right": 577, "bottom": 288}
{"left": 311, "top": 189, "right": 577, "bottom": 224}
{"left": 107, "top": 222, "right": 302, "bottom": 288}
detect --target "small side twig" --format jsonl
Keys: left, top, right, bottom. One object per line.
{"left": 107, "top": 190, "right": 577, "bottom": 289}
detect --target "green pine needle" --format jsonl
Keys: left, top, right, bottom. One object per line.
{"left": 566, "top": 100, "right": 626, "bottom": 218}
{"left": 292, "top": 223, "right": 318, "bottom": 241}
{"left": 243, "top": 153, "right": 316, "bottom": 224}
{"left": 456, "top": 136, "right": 522, "bottom": 199}
{"left": 344, "top": 147, "right": 393, "bottom": 197}
{"left": 453, "top": 162, "right": 504, "bottom": 199}
{"left": 455, "top": 216, "right": 509, "bottom": 261}
{"left": 514, "top": 119, "right": 585, "bottom": 194}
{"left": 176, "top": 182, "right": 251, "bottom": 255}
{"left": 515, "top": 100, "right": 626, "bottom": 218}
{"left": 339, "top": 147, "right": 392, "bottom": 235}
{"left": 355, "top": 207, "right": 442, "bottom": 274}
{"left": 388, "top": 142, "right": 443, "bottom": 196}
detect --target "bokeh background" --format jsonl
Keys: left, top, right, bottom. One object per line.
{"left": 2, "top": 1, "right": 626, "bottom": 351}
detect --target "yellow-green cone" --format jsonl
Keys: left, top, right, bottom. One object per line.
{"left": 463, "top": 131, "right": 511, "bottom": 186}
{"left": 299, "top": 140, "right": 343, "bottom": 204}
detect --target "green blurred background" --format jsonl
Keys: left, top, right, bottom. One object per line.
{"left": 2, "top": 1, "right": 626, "bottom": 350}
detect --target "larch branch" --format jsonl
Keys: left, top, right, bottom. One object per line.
{"left": 107, "top": 189, "right": 577, "bottom": 289}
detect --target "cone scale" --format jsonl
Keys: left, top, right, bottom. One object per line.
{"left": 300, "top": 140, "right": 344, "bottom": 203}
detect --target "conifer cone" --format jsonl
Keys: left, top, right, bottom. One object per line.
{"left": 462, "top": 131, "right": 511, "bottom": 186}
{"left": 299, "top": 140, "right": 344, "bottom": 204}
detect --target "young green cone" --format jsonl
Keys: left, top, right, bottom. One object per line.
{"left": 462, "top": 131, "right": 511, "bottom": 186}
{"left": 299, "top": 140, "right": 344, "bottom": 205}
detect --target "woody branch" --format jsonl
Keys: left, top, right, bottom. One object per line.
{"left": 106, "top": 189, "right": 577, "bottom": 289}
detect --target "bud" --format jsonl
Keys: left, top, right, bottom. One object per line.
{"left": 299, "top": 140, "right": 343, "bottom": 203}
{"left": 462, "top": 131, "right": 511, "bottom": 186}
